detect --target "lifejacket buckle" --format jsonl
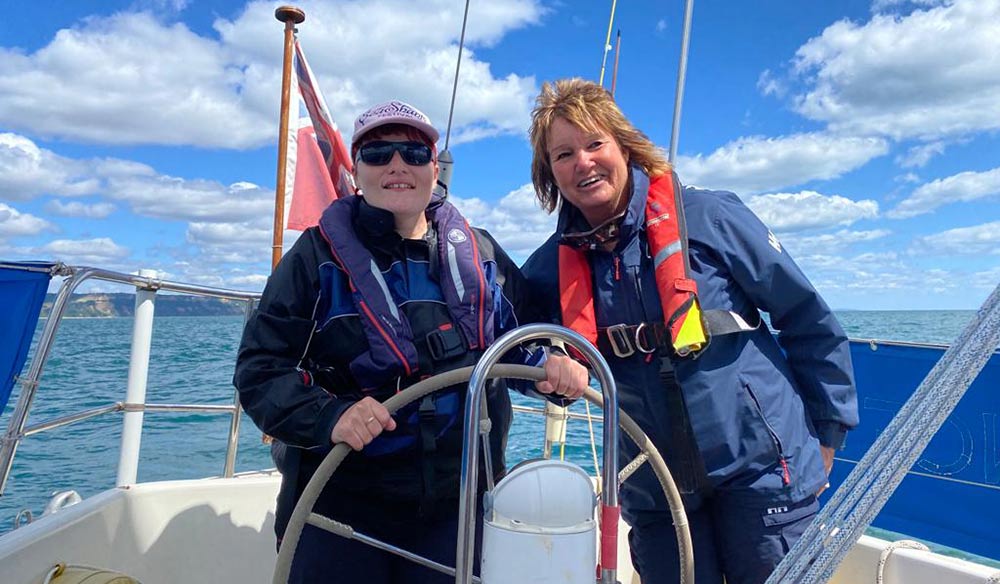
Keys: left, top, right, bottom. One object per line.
{"left": 633, "top": 322, "right": 657, "bottom": 354}
{"left": 426, "top": 324, "right": 465, "bottom": 362}
{"left": 606, "top": 324, "right": 635, "bottom": 358}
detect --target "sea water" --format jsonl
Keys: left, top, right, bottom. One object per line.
{"left": 0, "top": 311, "right": 982, "bottom": 541}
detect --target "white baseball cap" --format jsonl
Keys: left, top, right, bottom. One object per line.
{"left": 351, "top": 100, "right": 440, "bottom": 146}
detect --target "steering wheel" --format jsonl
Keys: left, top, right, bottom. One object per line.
{"left": 272, "top": 363, "right": 694, "bottom": 584}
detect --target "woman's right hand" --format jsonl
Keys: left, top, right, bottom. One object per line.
{"left": 330, "top": 397, "right": 397, "bottom": 451}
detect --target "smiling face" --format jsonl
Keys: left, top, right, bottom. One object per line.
{"left": 546, "top": 117, "right": 629, "bottom": 227}
{"left": 353, "top": 130, "right": 438, "bottom": 235}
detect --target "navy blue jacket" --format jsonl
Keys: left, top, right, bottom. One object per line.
{"left": 236, "top": 200, "right": 562, "bottom": 537}
{"left": 522, "top": 169, "right": 858, "bottom": 518}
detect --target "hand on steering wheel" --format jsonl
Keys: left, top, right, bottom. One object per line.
{"left": 330, "top": 396, "right": 397, "bottom": 451}
{"left": 535, "top": 353, "right": 589, "bottom": 399}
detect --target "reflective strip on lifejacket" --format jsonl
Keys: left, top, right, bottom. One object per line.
{"left": 652, "top": 240, "right": 682, "bottom": 269}
{"left": 446, "top": 241, "right": 466, "bottom": 304}
{"left": 370, "top": 258, "right": 401, "bottom": 322}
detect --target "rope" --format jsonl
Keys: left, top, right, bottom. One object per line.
{"left": 43, "top": 565, "right": 62, "bottom": 584}
{"left": 767, "top": 283, "right": 1000, "bottom": 584}
{"left": 42, "top": 563, "right": 139, "bottom": 584}
{"left": 584, "top": 399, "right": 602, "bottom": 494}
{"left": 875, "top": 540, "right": 929, "bottom": 584}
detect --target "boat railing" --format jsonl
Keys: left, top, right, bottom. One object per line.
{"left": 512, "top": 336, "right": 980, "bottom": 428}
{"left": 0, "top": 263, "right": 261, "bottom": 497}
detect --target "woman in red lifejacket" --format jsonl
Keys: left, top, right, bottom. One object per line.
{"left": 522, "top": 78, "right": 858, "bottom": 584}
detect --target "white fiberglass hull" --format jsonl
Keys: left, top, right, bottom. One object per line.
{"left": 1, "top": 474, "right": 996, "bottom": 584}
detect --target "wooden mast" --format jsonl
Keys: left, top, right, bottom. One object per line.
{"left": 271, "top": 6, "right": 305, "bottom": 271}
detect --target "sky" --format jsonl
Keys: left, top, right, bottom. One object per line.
{"left": 0, "top": 0, "right": 998, "bottom": 310}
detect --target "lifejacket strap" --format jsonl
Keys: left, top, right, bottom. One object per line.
{"left": 702, "top": 309, "right": 761, "bottom": 336}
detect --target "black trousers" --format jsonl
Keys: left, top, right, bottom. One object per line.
{"left": 286, "top": 491, "right": 483, "bottom": 584}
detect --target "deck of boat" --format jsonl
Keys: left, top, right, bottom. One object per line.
{"left": 2, "top": 472, "right": 996, "bottom": 584}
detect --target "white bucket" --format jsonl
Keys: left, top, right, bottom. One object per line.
{"left": 480, "top": 459, "right": 596, "bottom": 583}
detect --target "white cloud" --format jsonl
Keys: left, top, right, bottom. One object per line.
{"left": 136, "top": 0, "right": 191, "bottom": 13}
{"left": 105, "top": 175, "right": 274, "bottom": 223}
{"left": 746, "top": 191, "right": 880, "bottom": 232}
{"left": 675, "top": 133, "right": 887, "bottom": 194}
{"left": 656, "top": 20, "right": 668, "bottom": 33}
{"left": 0, "top": 14, "right": 269, "bottom": 148}
{"left": 872, "top": 0, "right": 951, "bottom": 14}
{"left": 889, "top": 166, "right": 1000, "bottom": 218}
{"left": 227, "top": 272, "right": 268, "bottom": 289}
{"left": 914, "top": 221, "right": 1000, "bottom": 256}
{"left": 756, "top": 69, "right": 786, "bottom": 98}
{"left": 186, "top": 221, "right": 274, "bottom": 264}
{"left": 0, "top": 133, "right": 277, "bottom": 224}
{"left": 896, "top": 141, "right": 946, "bottom": 168}
{"left": 781, "top": 229, "right": 892, "bottom": 256}
{"left": 0, "top": 2, "right": 542, "bottom": 149}
{"left": 451, "top": 183, "right": 556, "bottom": 261}
{"left": 0, "top": 133, "right": 99, "bottom": 200}
{"left": 791, "top": 0, "right": 1000, "bottom": 140}
{"left": 27, "top": 237, "right": 130, "bottom": 264}
{"left": 45, "top": 199, "right": 116, "bottom": 218}
{"left": 0, "top": 203, "right": 54, "bottom": 238}
{"left": 971, "top": 265, "right": 1000, "bottom": 290}
{"left": 796, "top": 250, "right": 924, "bottom": 293}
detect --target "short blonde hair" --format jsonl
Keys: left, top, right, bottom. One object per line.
{"left": 529, "top": 78, "right": 672, "bottom": 212}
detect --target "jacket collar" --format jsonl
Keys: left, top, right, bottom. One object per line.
{"left": 355, "top": 196, "right": 438, "bottom": 253}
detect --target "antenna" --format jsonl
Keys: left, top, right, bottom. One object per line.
{"left": 597, "top": 0, "right": 619, "bottom": 86}
{"left": 668, "top": 0, "right": 695, "bottom": 164}
{"left": 610, "top": 29, "right": 622, "bottom": 98}
{"left": 437, "top": 0, "right": 472, "bottom": 198}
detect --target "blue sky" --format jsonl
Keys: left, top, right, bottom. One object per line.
{"left": 0, "top": 0, "right": 997, "bottom": 310}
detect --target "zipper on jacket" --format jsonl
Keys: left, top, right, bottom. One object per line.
{"left": 613, "top": 255, "right": 621, "bottom": 281}
{"left": 744, "top": 383, "right": 791, "bottom": 485}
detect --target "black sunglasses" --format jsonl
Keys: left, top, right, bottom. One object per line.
{"left": 358, "top": 141, "right": 434, "bottom": 166}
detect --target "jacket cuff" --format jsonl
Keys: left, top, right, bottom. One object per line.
{"left": 314, "top": 397, "right": 352, "bottom": 446}
{"left": 816, "top": 421, "right": 848, "bottom": 450}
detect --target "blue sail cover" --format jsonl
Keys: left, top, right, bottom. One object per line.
{"left": 825, "top": 340, "right": 1000, "bottom": 561}
{"left": 0, "top": 262, "right": 54, "bottom": 415}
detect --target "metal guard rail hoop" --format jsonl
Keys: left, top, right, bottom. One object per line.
{"left": 0, "top": 263, "right": 260, "bottom": 495}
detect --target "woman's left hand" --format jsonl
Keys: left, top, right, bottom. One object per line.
{"left": 817, "top": 445, "right": 836, "bottom": 496}
{"left": 535, "top": 353, "right": 589, "bottom": 399}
